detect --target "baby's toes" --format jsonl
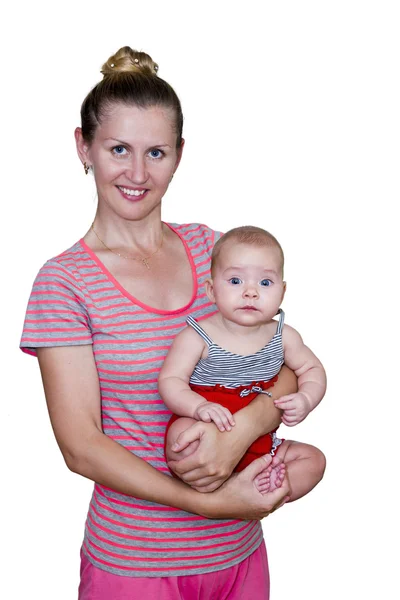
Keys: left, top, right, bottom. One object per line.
{"left": 275, "top": 466, "right": 286, "bottom": 487}
{"left": 259, "top": 466, "right": 272, "bottom": 478}
{"left": 255, "top": 474, "right": 270, "bottom": 487}
{"left": 278, "top": 465, "right": 286, "bottom": 480}
{"left": 257, "top": 483, "right": 271, "bottom": 494}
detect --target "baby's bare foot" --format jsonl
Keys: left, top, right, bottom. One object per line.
{"left": 254, "top": 462, "right": 286, "bottom": 495}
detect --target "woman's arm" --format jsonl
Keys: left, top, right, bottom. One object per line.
{"left": 37, "top": 345, "right": 288, "bottom": 519}
{"left": 168, "top": 365, "right": 298, "bottom": 491}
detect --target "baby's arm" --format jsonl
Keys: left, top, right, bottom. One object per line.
{"left": 159, "top": 327, "right": 235, "bottom": 432}
{"left": 274, "top": 325, "right": 327, "bottom": 426}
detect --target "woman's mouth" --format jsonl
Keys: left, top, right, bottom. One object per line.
{"left": 117, "top": 186, "right": 148, "bottom": 200}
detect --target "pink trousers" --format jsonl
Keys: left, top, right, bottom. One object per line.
{"left": 78, "top": 542, "right": 270, "bottom": 599}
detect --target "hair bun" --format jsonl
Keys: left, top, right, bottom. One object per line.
{"left": 101, "top": 46, "right": 159, "bottom": 77}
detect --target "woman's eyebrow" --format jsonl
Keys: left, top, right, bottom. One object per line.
{"left": 104, "top": 137, "right": 172, "bottom": 148}
{"left": 104, "top": 137, "right": 130, "bottom": 144}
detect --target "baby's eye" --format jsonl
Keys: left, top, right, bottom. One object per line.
{"left": 260, "top": 279, "right": 272, "bottom": 287}
{"left": 148, "top": 149, "right": 164, "bottom": 159}
{"left": 112, "top": 145, "right": 128, "bottom": 156}
{"left": 229, "top": 277, "right": 242, "bottom": 285}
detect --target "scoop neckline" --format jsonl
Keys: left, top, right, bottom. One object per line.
{"left": 79, "top": 222, "right": 198, "bottom": 316}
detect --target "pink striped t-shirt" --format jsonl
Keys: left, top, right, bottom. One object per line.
{"left": 20, "top": 222, "right": 263, "bottom": 577}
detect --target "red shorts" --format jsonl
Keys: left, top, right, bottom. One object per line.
{"left": 165, "top": 377, "right": 280, "bottom": 472}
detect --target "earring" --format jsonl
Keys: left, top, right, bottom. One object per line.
{"left": 84, "top": 162, "right": 90, "bottom": 175}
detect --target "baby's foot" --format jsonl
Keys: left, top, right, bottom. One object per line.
{"left": 254, "top": 461, "right": 286, "bottom": 495}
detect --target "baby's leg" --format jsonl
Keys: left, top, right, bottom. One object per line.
{"left": 165, "top": 417, "right": 200, "bottom": 465}
{"left": 273, "top": 440, "right": 326, "bottom": 501}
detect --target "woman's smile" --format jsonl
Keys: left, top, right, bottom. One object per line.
{"left": 116, "top": 185, "right": 149, "bottom": 200}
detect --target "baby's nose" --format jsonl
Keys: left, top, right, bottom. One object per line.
{"left": 244, "top": 287, "right": 258, "bottom": 298}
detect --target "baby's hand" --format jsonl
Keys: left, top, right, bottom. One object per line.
{"left": 193, "top": 401, "right": 236, "bottom": 432}
{"left": 273, "top": 392, "right": 311, "bottom": 426}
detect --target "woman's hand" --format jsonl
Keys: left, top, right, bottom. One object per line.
{"left": 201, "top": 455, "right": 291, "bottom": 520}
{"left": 168, "top": 420, "right": 246, "bottom": 491}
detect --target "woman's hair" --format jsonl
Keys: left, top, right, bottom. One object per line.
{"left": 80, "top": 46, "right": 183, "bottom": 147}
{"left": 211, "top": 226, "right": 285, "bottom": 275}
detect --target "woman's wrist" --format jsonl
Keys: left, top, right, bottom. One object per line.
{"left": 168, "top": 479, "right": 217, "bottom": 518}
{"left": 187, "top": 484, "right": 225, "bottom": 519}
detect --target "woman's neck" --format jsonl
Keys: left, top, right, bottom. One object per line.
{"left": 87, "top": 206, "right": 165, "bottom": 254}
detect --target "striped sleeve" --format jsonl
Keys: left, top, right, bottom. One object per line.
{"left": 20, "top": 259, "right": 92, "bottom": 356}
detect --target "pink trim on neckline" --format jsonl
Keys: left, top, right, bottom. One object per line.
{"left": 79, "top": 222, "right": 198, "bottom": 316}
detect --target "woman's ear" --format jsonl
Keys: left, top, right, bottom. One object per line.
{"left": 74, "top": 127, "right": 91, "bottom": 167}
{"left": 173, "top": 138, "right": 185, "bottom": 173}
{"left": 205, "top": 278, "right": 216, "bottom": 304}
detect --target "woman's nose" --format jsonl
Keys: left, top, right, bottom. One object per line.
{"left": 127, "top": 157, "right": 148, "bottom": 184}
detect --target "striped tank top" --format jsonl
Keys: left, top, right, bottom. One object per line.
{"left": 20, "top": 223, "right": 264, "bottom": 578}
{"left": 188, "top": 310, "right": 285, "bottom": 388}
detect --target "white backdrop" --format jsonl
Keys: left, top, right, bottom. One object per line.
{"left": 2, "top": 1, "right": 399, "bottom": 598}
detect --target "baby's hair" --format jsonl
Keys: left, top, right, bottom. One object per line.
{"left": 211, "top": 226, "right": 284, "bottom": 275}
{"left": 80, "top": 46, "right": 183, "bottom": 147}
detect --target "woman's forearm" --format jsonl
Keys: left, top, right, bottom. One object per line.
{"left": 235, "top": 365, "right": 298, "bottom": 442}
{"left": 68, "top": 428, "right": 209, "bottom": 515}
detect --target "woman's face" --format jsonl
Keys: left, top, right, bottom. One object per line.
{"left": 76, "top": 103, "right": 183, "bottom": 223}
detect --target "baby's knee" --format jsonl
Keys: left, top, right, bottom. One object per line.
{"left": 286, "top": 441, "right": 326, "bottom": 481}
{"left": 309, "top": 445, "right": 327, "bottom": 481}
{"left": 165, "top": 417, "right": 199, "bottom": 461}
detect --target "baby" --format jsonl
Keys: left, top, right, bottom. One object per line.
{"left": 159, "top": 226, "right": 326, "bottom": 500}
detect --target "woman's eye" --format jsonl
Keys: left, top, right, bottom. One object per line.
{"left": 260, "top": 279, "right": 272, "bottom": 287}
{"left": 112, "top": 145, "right": 127, "bottom": 156}
{"left": 229, "top": 277, "right": 242, "bottom": 285}
{"left": 148, "top": 149, "right": 163, "bottom": 159}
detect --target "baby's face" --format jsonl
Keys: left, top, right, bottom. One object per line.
{"left": 209, "top": 242, "right": 285, "bottom": 327}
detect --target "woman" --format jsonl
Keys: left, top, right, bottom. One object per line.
{"left": 21, "top": 46, "right": 297, "bottom": 599}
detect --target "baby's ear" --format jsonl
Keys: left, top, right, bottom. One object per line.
{"left": 281, "top": 281, "right": 287, "bottom": 302}
{"left": 205, "top": 278, "right": 216, "bottom": 303}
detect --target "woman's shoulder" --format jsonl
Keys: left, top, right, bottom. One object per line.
{"left": 31, "top": 240, "right": 91, "bottom": 294}
{"left": 167, "top": 222, "right": 223, "bottom": 250}
{"left": 43, "top": 240, "right": 88, "bottom": 269}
